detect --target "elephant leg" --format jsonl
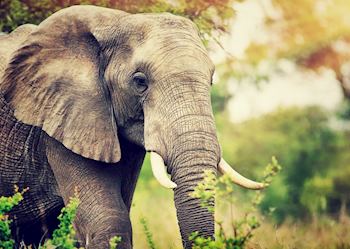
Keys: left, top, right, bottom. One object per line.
{"left": 44, "top": 135, "right": 133, "bottom": 249}
{"left": 13, "top": 203, "right": 63, "bottom": 246}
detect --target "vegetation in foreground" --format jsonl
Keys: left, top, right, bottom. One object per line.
{"left": 0, "top": 158, "right": 280, "bottom": 249}
{"left": 0, "top": 158, "right": 279, "bottom": 249}
{"left": 1, "top": 129, "right": 349, "bottom": 249}
{"left": 0, "top": 188, "right": 121, "bottom": 249}
{"left": 3, "top": 155, "right": 349, "bottom": 249}
{"left": 0, "top": 187, "right": 27, "bottom": 249}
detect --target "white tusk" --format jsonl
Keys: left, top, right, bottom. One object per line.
{"left": 218, "top": 158, "right": 266, "bottom": 190}
{"left": 150, "top": 152, "right": 177, "bottom": 189}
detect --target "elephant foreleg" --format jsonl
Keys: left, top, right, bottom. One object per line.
{"left": 44, "top": 135, "right": 133, "bottom": 249}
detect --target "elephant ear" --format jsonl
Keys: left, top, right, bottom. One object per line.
{"left": 1, "top": 6, "right": 128, "bottom": 163}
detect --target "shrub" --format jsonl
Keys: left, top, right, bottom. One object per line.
{"left": 0, "top": 187, "right": 27, "bottom": 249}
{"left": 0, "top": 188, "right": 121, "bottom": 249}
{"left": 42, "top": 193, "right": 80, "bottom": 249}
{"left": 190, "top": 157, "right": 282, "bottom": 249}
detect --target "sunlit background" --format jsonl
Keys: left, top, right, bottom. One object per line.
{"left": 1, "top": 0, "right": 350, "bottom": 248}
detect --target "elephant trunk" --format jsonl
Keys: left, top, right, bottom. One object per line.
{"left": 144, "top": 73, "right": 220, "bottom": 248}
{"left": 168, "top": 131, "right": 220, "bottom": 248}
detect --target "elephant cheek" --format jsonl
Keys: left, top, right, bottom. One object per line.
{"left": 120, "top": 121, "right": 145, "bottom": 147}
{"left": 143, "top": 115, "right": 167, "bottom": 158}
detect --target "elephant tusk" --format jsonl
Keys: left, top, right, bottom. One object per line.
{"left": 150, "top": 152, "right": 177, "bottom": 189}
{"left": 218, "top": 158, "right": 266, "bottom": 190}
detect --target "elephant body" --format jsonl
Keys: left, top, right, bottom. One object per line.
{"left": 0, "top": 25, "right": 62, "bottom": 244}
{"left": 0, "top": 93, "right": 63, "bottom": 244}
{"left": 0, "top": 29, "right": 145, "bottom": 247}
{"left": 0, "top": 21, "right": 146, "bottom": 248}
{"left": 0, "top": 5, "right": 258, "bottom": 249}
{"left": 0, "top": 86, "right": 145, "bottom": 247}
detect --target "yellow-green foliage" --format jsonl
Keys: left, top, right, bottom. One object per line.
{"left": 300, "top": 176, "right": 333, "bottom": 217}
{"left": 43, "top": 193, "right": 121, "bottom": 249}
{"left": 43, "top": 194, "right": 80, "bottom": 249}
{"left": 0, "top": 190, "right": 121, "bottom": 249}
{"left": 215, "top": 107, "right": 347, "bottom": 222}
{"left": 190, "top": 157, "right": 282, "bottom": 249}
{"left": 140, "top": 217, "right": 157, "bottom": 249}
{"left": 0, "top": 187, "right": 27, "bottom": 249}
{"left": 109, "top": 236, "right": 122, "bottom": 249}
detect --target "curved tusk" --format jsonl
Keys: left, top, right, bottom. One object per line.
{"left": 150, "top": 152, "right": 177, "bottom": 189}
{"left": 218, "top": 158, "right": 265, "bottom": 190}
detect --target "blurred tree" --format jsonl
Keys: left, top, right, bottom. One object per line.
{"left": 300, "top": 176, "right": 333, "bottom": 222}
{"left": 246, "top": 0, "right": 350, "bottom": 100}
{"left": 211, "top": 81, "right": 232, "bottom": 113}
{"left": 0, "top": 0, "right": 237, "bottom": 40}
{"left": 216, "top": 106, "right": 344, "bottom": 221}
{"left": 337, "top": 101, "right": 350, "bottom": 120}
{"left": 332, "top": 167, "right": 350, "bottom": 222}
{"left": 0, "top": 0, "right": 59, "bottom": 32}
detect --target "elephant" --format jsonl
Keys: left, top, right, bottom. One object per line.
{"left": 0, "top": 5, "right": 264, "bottom": 249}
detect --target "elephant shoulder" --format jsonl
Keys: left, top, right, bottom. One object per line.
{"left": 0, "top": 24, "right": 37, "bottom": 85}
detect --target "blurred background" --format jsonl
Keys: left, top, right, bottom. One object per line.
{"left": 1, "top": 0, "right": 350, "bottom": 248}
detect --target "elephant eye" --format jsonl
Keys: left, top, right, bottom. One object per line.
{"left": 132, "top": 72, "right": 148, "bottom": 94}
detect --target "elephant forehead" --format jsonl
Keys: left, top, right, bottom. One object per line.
{"left": 137, "top": 37, "right": 213, "bottom": 74}
{"left": 152, "top": 13, "right": 197, "bottom": 31}
{"left": 105, "top": 13, "right": 204, "bottom": 53}
{"left": 134, "top": 12, "right": 196, "bottom": 29}
{"left": 123, "top": 13, "right": 199, "bottom": 42}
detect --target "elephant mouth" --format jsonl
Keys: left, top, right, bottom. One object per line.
{"left": 148, "top": 151, "right": 265, "bottom": 190}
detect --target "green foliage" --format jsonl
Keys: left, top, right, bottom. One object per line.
{"left": 0, "top": 0, "right": 58, "bottom": 32}
{"left": 300, "top": 176, "right": 333, "bottom": 217}
{"left": 0, "top": 189, "right": 122, "bottom": 249}
{"left": 337, "top": 100, "right": 350, "bottom": 120}
{"left": 332, "top": 167, "right": 350, "bottom": 202}
{"left": 43, "top": 193, "right": 80, "bottom": 249}
{"left": 190, "top": 170, "right": 217, "bottom": 213}
{"left": 216, "top": 106, "right": 345, "bottom": 222}
{"left": 0, "top": 187, "right": 27, "bottom": 249}
{"left": 140, "top": 216, "right": 157, "bottom": 249}
{"left": 211, "top": 81, "right": 232, "bottom": 113}
{"left": 262, "top": 156, "right": 282, "bottom": 186}
{"left": 190, "top": 157, "right": 282, "bottom": 249}
{"left": 109, "top": 236, "right": 122, "bottom": 249}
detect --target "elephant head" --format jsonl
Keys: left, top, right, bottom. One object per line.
{"left": 0, "top": 6, "right": 263, "bottom": 248}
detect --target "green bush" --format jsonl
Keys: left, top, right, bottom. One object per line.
{"left": 0, "top": 187, "right": 27, "bottom": 249}
{"left": 190, "top": 157, "right": 282, "bottom": 249}
{"left": 43, "top": 192, "right": 121, "bottom": 249}
{"left": 43, "top": 193, "right": 81, "bottom": 249}
{"left": 109, "top": 236, "right": 122, "bottom": 249}
{"left": 0, "top": 189, "right": 121, "bottom": 249}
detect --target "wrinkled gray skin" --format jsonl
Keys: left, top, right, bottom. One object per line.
{"left": 0, "top": 6, "right": 220, "bottom": 249}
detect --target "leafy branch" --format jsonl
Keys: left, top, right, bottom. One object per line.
{"left": 190, "top": 157, "right": 282, "bottom": 249}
